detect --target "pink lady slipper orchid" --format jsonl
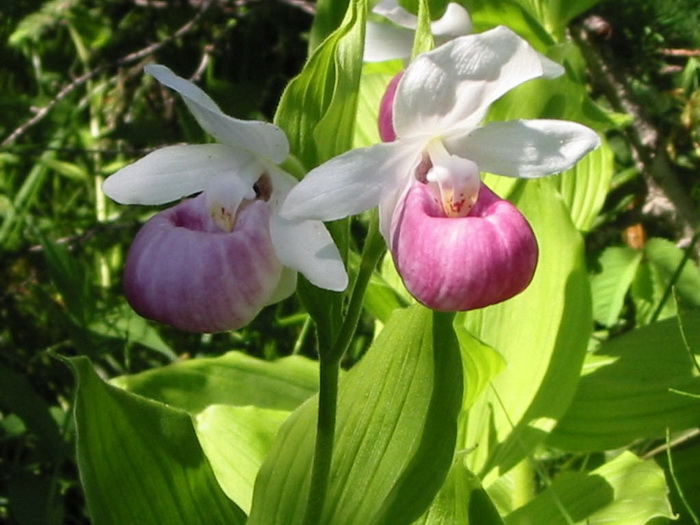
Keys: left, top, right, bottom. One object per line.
{"left": 103, "top": 65, "right": 347, "bottom": 332}
{"left": 364, "top": 0, "right": 471, "bottom": 62}
{"left": 282, "top": 26, "right": 600, "bottom": 311}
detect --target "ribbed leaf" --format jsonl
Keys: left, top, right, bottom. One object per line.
{"left": 69, "top": 356, "right": 245, "bottom": 525}
{"left": 248, "top": 306, "right": 463, "bottom": 525}
{"left": 275, "top": 0, "right": 366, "bottom": 169}
{"left": 273, "top": 0, "right": 366, "bottom": 350}
{"left": 554, "top": 138, "right": 614, "bottom": 232}
{"left": 460, "top": 179, "right": 591, "bottom": 477}
{"left": 112, "top": 351, "right": 318, "bottom": 414}
{"left": 548, "top": 311, "right": 700, "bottom": 451}
{"left": 504, "top": 452, "right": 673, "bottom": 524}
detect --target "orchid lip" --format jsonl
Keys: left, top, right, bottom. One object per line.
{"left": 390, "top": 182, "right": 538, "bottom": 311}
{"left": 123, "top": 194, "right": 285, "bottom": 333}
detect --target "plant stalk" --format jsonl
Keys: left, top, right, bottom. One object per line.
{"left": 302, "top": 213, "right": 385, "bottom": 525}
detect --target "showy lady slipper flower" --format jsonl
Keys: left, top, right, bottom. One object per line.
{"left": 103, "top": 65, "right": 347, "bottom": 332}
{"left": 364, "top": 0, "right": 472, "bottom": 62}
{"left": 282, "top": 26, "right": 600, "bottom": 311}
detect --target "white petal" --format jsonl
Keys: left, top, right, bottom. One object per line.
{"left": 264, "top": 266, "right": 298, "bottom": 305}
{"left": 270, "top": 215, "right": 348, "bottom": 291}
{"left": 373, "top": 0, "right": 417, "bottom": 29}
{"left": 204, "top": 171, "right": 257, "bottom": 231}
{"left": 102, "top": 144, "right": 258, "bottom": 205}
{"left": 446, "top": 119, "right": 601, "bottom": 178}
{"left": 431, "top": 3, "right": 472, "bottom": 39}
{"left": 280, "top": 141, "right": 417, "bottom": 221}
{"left": 394, "top": 26, "right": 564, "bottom": 138}
{"left": 145, "top": 64, "right": 289, "bottom": 163}
{"left": 364, "top": 21, "right": 414, "bottom": 62}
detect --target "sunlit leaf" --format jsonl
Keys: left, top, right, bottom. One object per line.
{"left": 459, "top": 179, "right": 591, "bottom": 478}
{"left": 308, "top": 0, "right": 350, "bottom": 52}
{"left": 509, "top": 0, "right": 604, "bottom": 38}
{"left": 274, "top": 0, "right": 366, "bottom": 348}
{"left": 248, "top": 306, "right": 463, "bottom": 525}
{"left": 554, "top": 138, "right": 614, "bottom": 232}
{"left": 504, "top": 452, "right": 673, "bottom": 524}
{"left": 194, "top": 405, "right": 290, "bottom": 514}
{"left": 411, "top": 0, "right": 435, "bottom": 58}
{"left": 112, "top": 351, "right": 319, "bottom": 414}
{"left": 69, "top": 356, "right": 245, "bottom": 525}
{"left": 454, "top": 325, "right": 506, "bottom": 411}
{"left": 353, "top": 61, "right": 402, "bottom": 149}
{"left": 549, "top": 311, "right": 700, "bottom": 451}
{"left": 275, "top": 0, "right": 366, "bottom": 169}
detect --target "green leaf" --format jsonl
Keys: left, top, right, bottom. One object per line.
{"left": 554, "top": 138, "right": 614, "bottom": 232}
{"left": 468, "top": 0, "right": 553, "bottom": 49}
{"left": 353, "top": 61, "right": 403, "bottom": 149}
{"left": 39, "top": 233, "right": 94, "bottom": 327}
{"left": 41, "top": 158, "right": 88, "bottom": 181}
{"left": 645, "top": 237, "right": 700, "bottom": 307}
{"left": 411, "top": 0, "right": 435, "bottom": 58}
{"left": 274, "top": 0, "right": 365, "bottom": 347}
{"left": 194, "top": 405, "right": 290, "bottom": 514}
{"left": 112, "top": 351, "right": 319, "bottom": 414}
{"left": 454, "top": 325, "right": 506, "bottom": 411}
{"left": 656, "top": 441, "right": 700, "bottom": 524}
{"left": 413, "top": 454, "right": 505, "bottom": 525}
{"left": 88, "top": 303, "right": 177, "bottom": 360}
{"left": 248, "top": 306, "right": 464, "bottom": 525}
{"left": 308, "top": 0, "right": 351, "bottom": 52}
{"left": 275, "top": 0, "right": 366, "bottom": 169}
{"left": 509, "top": 0, "right": 604, "bottom": 38}
{"left": 504, "top": 452, "right": 673, "bottom": 524}
{"left": 485, "top": 57, "right": 615, "bottom": 234}
{"left": 0, "top": 364, "right": 62, "bottom": 460}
{"left": 69, "top": 356, "right": 245, "bottom": 525}
{"left": 591, "top": 245, "right": 643, "bottom": 327}
{"left": 459, "top": 179, "right": 591, "bottom": 478}
{"left": 357, "top": 250, "right": 408, "bottom": 324}
{"left": 631, "top": 258, "right": 674, "bottom": 325}
{"left": 548, "top": 312, "right": 700, "bottom": 451}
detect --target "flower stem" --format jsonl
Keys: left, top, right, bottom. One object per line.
{"left": 302, "top": 213, "right": 385, "bottom": 525}
{"left": 302, "top": 352, "right": 340, "bottom": 525}
{"left": 330, "top": 213, "right": 385, "bottom": 361}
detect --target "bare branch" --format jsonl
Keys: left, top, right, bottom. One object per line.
{"left": 573, "top": 16, "right": 700, "bottom": 249}
{"left": 1, "top": 0, "right": 214, "bottom": 147}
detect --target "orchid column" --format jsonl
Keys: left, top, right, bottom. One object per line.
{"left": 283, "top": 26, "right": 600, "bottom": 311}
{"left": 103, "top": 65, "right": 347, "bottom": 332}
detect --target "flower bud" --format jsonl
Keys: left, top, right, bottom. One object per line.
{"left": 390, "top": 182, "right": 538, "bottom": 311}
{"left": 123, "top": 194, "right": 284, "bottom": 332}
{"left": 378, "top": 72, "right": 403, "bottom": 142}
